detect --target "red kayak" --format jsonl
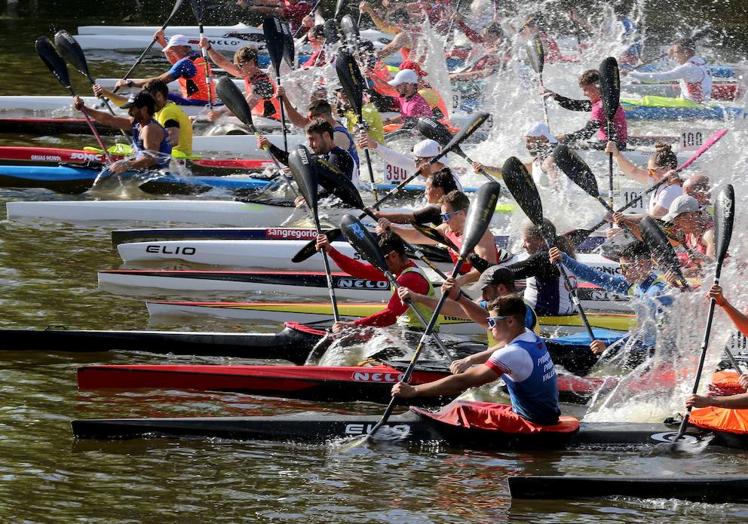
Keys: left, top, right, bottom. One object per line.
{"left": 0, "top": 146, "right": 271, "bottom": 171}
{"left": 77, "top": 363, "right": 614, "bottom": 404}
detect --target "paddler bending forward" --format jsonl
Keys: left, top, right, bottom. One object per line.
{"left": 393, "top": 295, "right": 562, "bottom": 427}
{"left": 316, "top": 231, "right": 435, "bottom": 333}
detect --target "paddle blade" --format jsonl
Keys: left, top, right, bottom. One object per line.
{"left": 416, "top": 117, "right": 454, "bottom": 147}
{"left": 552, "top": 144, "right": 600, "bottom": 199}
{"left": 599, "top": 57, "right": 621, "bottom": 121}
{"left": 340, "top": 14, "right": 359, "bottom": 43}
{"left": 640, "top": 216, "right": 686, "bottom": 283}
{"left": 263, "top": 16, "right": 285, "bottom": 76}
{"left": 215, "top": 76, "right": 255, "bottom": 130}
{"left": 281, "top": 20, "right": 295, "bottom": 68}
{"left": 501, "top": 156, "right": 543, "bottom": 226}
{"left": 460, "top": 182, "right": 501, "bottom": 258}
{"left": 165, "top": 0, "right": 186, "bottom": 25}
{"left": 335, "top": 0, "right": 347, "bottom": 18}
{"left": 36, "top": 36, "right": 72, "bottom": 90}
{"left": 189, "top": 0, "right": 208, "bottom": 23}
{"left": 54, "top": 30, "right": 93, "bottom": 82}
{"left": 335, "top": 49, "right": 365, "bottom": 117}
{"left": 434, "top": 112, "right": 488, "bottom": 162}
{"left": 340, "top": 214, "right": 388, "bottom": 273}
{"left": 324, "top": 19, "right": 339, "bottom": 44}
{"left": 526, "top": 34, "right": 545, "bottom": 75}
{"left": 714, "top": 184, "right": 735, "bottom": 268}
{"left": 315, "top": 158, "right": 365, "bottom": 210}
{"left": 288, "top": 145, "right": 319, "bottom": 211}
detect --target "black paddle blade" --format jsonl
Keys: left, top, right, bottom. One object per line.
{"left": 335, "top": 0, "right": 348, "bottom": 18}
{"left": 416, "top": 117, "right": 453, "bottom": 147}
{"left": 281, "top": 20, "right": 295, "bottom": 69}
{"left": 501, "top": 156, "right": 543, "bottom": 227}
{"left": 263, "top": 17, "right": 285, "bottom": 76}
{"left": 460, "top": 182, "right": 501, "bottom": 258}
{"left": 189, "top": 0, "right": 208, "bottom": 23}
{"left": 433, "top": 112, "right": 488, "bottom": 163}
{"left": 340, "top": 14, "right": 359, "bottom": 43}
{"left": 324, "top": 19, "right": 339, "bottom": 44}
{"left": 599, "top": 57, "right": 621, "bottom": 121}
{"left": 335, "top": 48, "right": 365, "bottom": 117}
{"left": 640, "top": 216, "right": 687, "bottom": 283}
{"left": 552, "top": 144, "right": 601, "bottom": 199}
{"left": 714, "top": 184, "right": 735, "bottom": 270}
{"left": 54, "top": 30, "right": 93, "bottom": 82}
{"left": 340, "top": 214, "right": 388, "bottom": 273}
{"left": 315, "top": 159, "right": 365, "bottom": 210}
{"left": 215, "top": 76, "right": 255, "bottom": 130}
{"left": 36, "top": 36, "right": 72, "bottom": 90}
{"left": 526, "top": 33, "right": 545, "bottom": 75}
{"left": 288, "top": 145, "right": 319, "bottom": 211}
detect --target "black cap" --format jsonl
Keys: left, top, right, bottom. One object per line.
{"left": 121, "top": 91, "right": 156, "bottom": 114}
{"left": 478, "top": 265, "right": 514, "bottom": 290}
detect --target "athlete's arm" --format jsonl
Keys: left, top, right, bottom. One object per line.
{"left": 393, "top": 363, "right": 499, "bottom": 397}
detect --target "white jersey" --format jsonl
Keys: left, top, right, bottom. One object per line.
{"left": 629, "top": 56, "right": 712, "bottom": 103}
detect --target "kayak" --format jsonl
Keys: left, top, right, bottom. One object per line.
{"left": 76, "top": 362, "right": 613, "bottom": 405}
{"left": 70, "top": 407, "right": 716, "bottom": 449}
{"left": 0, "top": 165, "right": 272, "bottom": 195}
{"left": 145, "top": 299, "right": 636, "bottom": 335}
{"left": 98, "top": 268, "right": 631, "bottom": 312}
{"left": 74, "top": 34, "right": 267, "bottom": 54}
{"left": 76, "top": 23, "right": 265, "bottom": 37}
{"left": 508, "top": 475, "right": 748, "bottom": 503}
{"left": 7, "top": 199, "right": 515, "bottom": 228}
{"left": 626, "top": 80, "right": 744, "bottom": 102}
{"left": 623, "top": 99, "right": 745, "bottom": 121}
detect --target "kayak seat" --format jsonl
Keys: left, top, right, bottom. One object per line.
{"left": 411, "top": 400, "right": 579, "bottom": 434}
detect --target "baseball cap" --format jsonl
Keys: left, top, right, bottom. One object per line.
{"left": 662, "top": 194, "right": 700, "bottom": 222}
{"left": 413, "top": 139, "right": 440, "bottom": 158}
{"left": 526, "top": 121, "right": 558, "bottom": 143}
{"left": 163, "top": 34, "right": 193, "bottom": 51}
{"left": 388, "top": 69, "right": 419, "bottom": 86}
{"left": 121, "top": 91, "right": 156, "bottom": 113}
{"left": 478, "top": 265, "right": 514, "bottom": 290}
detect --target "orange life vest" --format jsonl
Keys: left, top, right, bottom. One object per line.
{"left": 177, "top": 55, "right": 216, "bottom": 103}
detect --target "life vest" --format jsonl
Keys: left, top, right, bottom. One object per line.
{"left": 396, "top": 265, "right": 438, "bottom": 331}
{"left": 243, "top": 73, "right": 282, "bottom": 120}
{"left": 178, "top": 54, "right": 216, "bottom": 103}
{"left": 681, "top": 56, "right": 712, "bottom": 103}
{"left": 369, "top": 61, "right": 399, "bottom": 99}
{"left": 131, "top": 119, "right": 172, "bottom": 168}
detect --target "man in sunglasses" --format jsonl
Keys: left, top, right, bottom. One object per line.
{"left": 393, "top": 294, "right": 562, "bottom": 427}
{"left": 315, "top": 230, "right": 436, "bottom": 333}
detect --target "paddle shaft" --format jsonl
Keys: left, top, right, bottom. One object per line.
{"left": 451, "top": 147, "right": 498, "bottom": 184}
{"left": 65, "top": 87, "right": 113, "bottom": 163}
{"left": 607, "top": 122, "right": 614, "bottom": 209}
{"left": 197, "top": 22, "right": 214, "bottom": 109}
{"left": 277, "top": 75, "right": 288, "bottom": 151}
{"left": 359, "top": 123, "right": 380, "bottom": 201}
{"left": 547, "top": 238, "right": 596, "bottom": 341}
{"left": 368, "top": 259, "right": 465, "bottom": 438}
{"left": 315, "top": 215, "right": 341, "bottom": 323}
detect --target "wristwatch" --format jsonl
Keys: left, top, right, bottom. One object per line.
{"left": 126, "top": 79, "right": 134, "bottom": 88}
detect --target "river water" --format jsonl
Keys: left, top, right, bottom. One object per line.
{"left": 1, "top": 2, "right": 748, "bottom": 522}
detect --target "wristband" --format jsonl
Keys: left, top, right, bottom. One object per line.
{"left": 126, "top": 79, "right": 134, "bottom": 88}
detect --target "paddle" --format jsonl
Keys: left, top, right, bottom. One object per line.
{"left": 564, "top": 128, "right": 729, "bottom": 247}
{"left": 553, "top": 144, "right": 615, "bottom": 212}
{"left": 189, "top": 0, "right": 214, "bottom": 109}
{"left": 280, "top": 20, "right": 295, "bottom": 69}
{"left": 335, "top": 0, "right": 347, "bottom": 18}
{"left": 666, "top": 184, "right": 734, "bottom": 451}
{"left": 501, "top": 156, "right": 597, "bottom": 342}
{"left": 599, "top": 57, "right": 620, "bottom": 209}
{"left": 116, "top": 0, "right": 185, "bottom": 91}
{"left": 340, "top": 14, "right": 359, "bottom": 50}
{"left": 35, "top": 36, "right": 112, "bottom": 163}
{"left": 289, "top": 145, "right": 340, "bottom": 322}
{"left": 342, "top": 180, "right": 501, "bottom": 444}
{"left": 415, "top": 115, "right": 497, "bottom": 183}
{"left": 639, "top": 216, "right": 689, "bottom": 289}
{"left": 263, "top": 17, "right": 289, "bottom": 152}
{"left": 335, "top": 48, "right": 379, "bottom": 199}
{"left": 292, "top": 111, "right": 489, "bottom": 263}
{"left": 526, "top": 33, "right": 549, "bottom": 128}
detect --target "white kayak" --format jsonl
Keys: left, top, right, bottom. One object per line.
{"left": 74, "top": 34, "right": 266, "bottom": 53}
{"left": 76, "top": 23, "right": 264, "bottom": 37}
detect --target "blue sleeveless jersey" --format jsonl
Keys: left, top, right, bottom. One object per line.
{"left": 132, "top": 119, "right": 172, "bottom": 168}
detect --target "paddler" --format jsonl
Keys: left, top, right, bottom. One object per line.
{"left": 627, "top": 37, "right": 712, "bottom": 103}
{"left": 315, "top": 230, "right": 436, "bottom": 333}
{"left": 240, "top": 0, "right": 312, "bottom": 34}
{"left": 543, "top": 69, "right": 628, "bottom": 150}
{"left": 399, "top": 61, "right": 450, "bottom": 122}
{"left": 382, "top": 69, "right": 434, "bottom": 129}
{"left": 393, "top": 294, "right": 563, "bottom": 427}
{"left": 379, "top": 190, "right": 500, "bottom": 286}
{"left": 370, "top": 168, "right": 458, "bottom": 226}
{"left": 198, "top": 39, "right": 281, "bottom": 121}
{"left": 115, "top": 33, "right": 214, "bottom": 107}
{"left": 548, "top": 240, "right": 679, "bottom": 364}
{"left": 92, "top": 80, "right": 193, "bottom": 158}
{"left": 683, "top": 173, "right": 712, "bottom": 210}
{"left": 72, "top": 91, "right": 172, "bottom": 173}
{"left": 662, "top": 194, "right": 716, "bottom": 260}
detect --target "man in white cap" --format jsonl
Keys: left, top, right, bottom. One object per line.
{"left": 663, "top": 194, "right": 716, "bottom": 260}
{"left": 383, "top": 68, "right": 433, "bottom": 127}
{"left": 115, "top": 31, "right": 214, "bottom": 106}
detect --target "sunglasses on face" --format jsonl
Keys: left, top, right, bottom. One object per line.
{"left": 440, "top": 209, "right": 463, "bottom": 222}
{"left": 486, "top": 315, "right": 508, "bottom": 329}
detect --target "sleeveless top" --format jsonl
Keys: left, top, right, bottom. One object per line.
{"left": 333, "top": 122, "right": 360, "bottom": 168}
{"left": 396, "top": 265, "right": 438, "bottom": 331}
{"left": 155, "top": 102, "right": 193, "bottom": 157}
{"left": 243, "top": 72, "right": 281, "bottom": 120}
{"left": 177, "top": 53, "right": 215, "bottom": 103}
{"left": 524, "top": 269, "right": 576, "bottom": 316}
{"left": 131, "top": 119, "right": 172, "bottom": 168}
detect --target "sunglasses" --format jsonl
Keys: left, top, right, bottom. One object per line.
{"left": 486, "top": 315, "right": 508, "bottom": 328}
{"left": 440, "top": 209, "right": 463, "bottom": 222}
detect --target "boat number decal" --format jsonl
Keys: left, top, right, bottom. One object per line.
{"left": 266, "top": 228, "right": 317, "bottom": 240}
{"left": 385, "top": 162, "right": 411, "bottom": 182}
{"left": 650, "top": 431, "right": 700, "bottom": 445}
{"left": 337, "top": 278, "right": 389, "bottom": 290}
{"left": 145, "top": 245, "right": 196, "bottom": 255}
{"left": 344, "top": 423, "right": 411, "bottom": 437}
{"left": 352, "top": 371, "right": 404, "bottom": 382}
{"left": 680, "top": 129, "right": 705, "bottom": 151}
{"left": 622, "top": 189, "right": 646, "bottom": 212}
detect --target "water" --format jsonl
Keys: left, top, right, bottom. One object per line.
{"left": 2, "top": 2, "right": 748, "bottom": 522}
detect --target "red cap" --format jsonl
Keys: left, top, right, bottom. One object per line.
{"left": 399, "top": 60, "right": 427, "bottom": 77}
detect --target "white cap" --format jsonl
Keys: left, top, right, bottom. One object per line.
{"left": 526, "top": 121, "right": 558, "bottom": 143}
{"left": 413, "top": 139, "right": 441, "bottom": 158}
{"left": 163, "top": 34, "right": 193, "bottom": 51}
{"left": 662, "top": 194, "right": 700, "bottom": 222}
{"left": 388, "top": 69, "right": 419, "bottom": 86}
